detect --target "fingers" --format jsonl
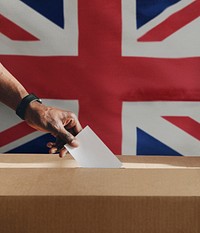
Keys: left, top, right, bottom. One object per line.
{"left": 47, "top": 141, "right": 69, "bottom": 158}
{"left": 64, "top": 112, "right": 83, "bottom": 135}
{"left": 49, "top": 134, "right": 79, "bottom": 158}
{"left": 61, "top": 114, "right": 82, "bottom": 147}
{"left": 47, "top": 142, "right": 57, "bottom": 154}
{"left": 47, "top": 128, "right": 79, "bottom": 158}
{"left": 73, "top": 119, "right": 83, "bottom": 134}
{"left": 58, "top": 128, "right": 79, "bottom": 147}
{"left": 59, "top": 147, "right": 68, "bottom": 158}
{"left": 47, "top": 111, "right": 82, "bottom": 158}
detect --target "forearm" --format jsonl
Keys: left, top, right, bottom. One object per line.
{"left": 0, "top": 64, "right": 81, "bottom": 157}
{"left": 0, "top": 63, "right": 28, "bottom": 110}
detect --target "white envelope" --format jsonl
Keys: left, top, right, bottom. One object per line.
{"left": 65, "top": 126, "right": 122, "bottom": 168}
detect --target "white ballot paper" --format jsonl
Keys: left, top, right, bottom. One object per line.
{"left": 65, "top": 126, "right": 122, "bottom": 168}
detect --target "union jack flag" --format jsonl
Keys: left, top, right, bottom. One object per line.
{"left": 122, "top": 102, "right": 200, "bottom": 155}
{"left": 122, "top": 0, "right": 200, "bottom": 57}
{"left": 0, "top": 0, "right": 200, "bottom": 155}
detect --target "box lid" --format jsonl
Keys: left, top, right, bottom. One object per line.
{"left": 0, "top": 154, "right": 200, "bottom": 196}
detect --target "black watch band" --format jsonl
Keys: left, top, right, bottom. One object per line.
{"left": 16, "top": 93, "right": 42, "bottom": 120}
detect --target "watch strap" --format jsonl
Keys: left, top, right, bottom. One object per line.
{"left": 16, "top": 93, "right": 42, "bottom": 120}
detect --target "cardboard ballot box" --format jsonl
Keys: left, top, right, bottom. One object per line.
{"left": 0, "top": 154, "right": 200, "bottom": 233}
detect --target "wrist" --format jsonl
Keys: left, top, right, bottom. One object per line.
{"left": 16, "top": 93, "right": 42, "bottom": 120}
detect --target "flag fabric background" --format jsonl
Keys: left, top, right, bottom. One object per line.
{"left": 0, "top": 0, "right": 200, "bottom": 155}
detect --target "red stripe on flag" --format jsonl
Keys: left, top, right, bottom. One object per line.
{"left": 138, "top": 0, "right": 200, "bottom": 42}
{"left": 1, "top": 0, "right": 200, "bottom": 154}
{"left": 0, "top": 14, "right": 39, "bottom": 41}
{"left": 0, "top": 122, "right": 36, "bottom": 147}
{"left": 162, "top": 116, "right": 200, "bottom": 141}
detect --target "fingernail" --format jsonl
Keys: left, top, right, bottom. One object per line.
{"left": 70, "top": 139, "right": 79, "bottom": 147}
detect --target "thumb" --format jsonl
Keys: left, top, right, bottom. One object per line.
{"left": 58, "top": 127, "right": 79, "bottom": 147}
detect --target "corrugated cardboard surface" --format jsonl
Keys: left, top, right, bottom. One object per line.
{"left": 0, "top": 154, "right": 200, "bottom": 233}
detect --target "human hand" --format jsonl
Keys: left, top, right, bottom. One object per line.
{"left": 24, "top": 101, "right": 82, "bottom": 157}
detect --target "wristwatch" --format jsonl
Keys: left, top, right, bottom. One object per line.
{"left": 16, "top": 93, "right": 42, "bottom": 120}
